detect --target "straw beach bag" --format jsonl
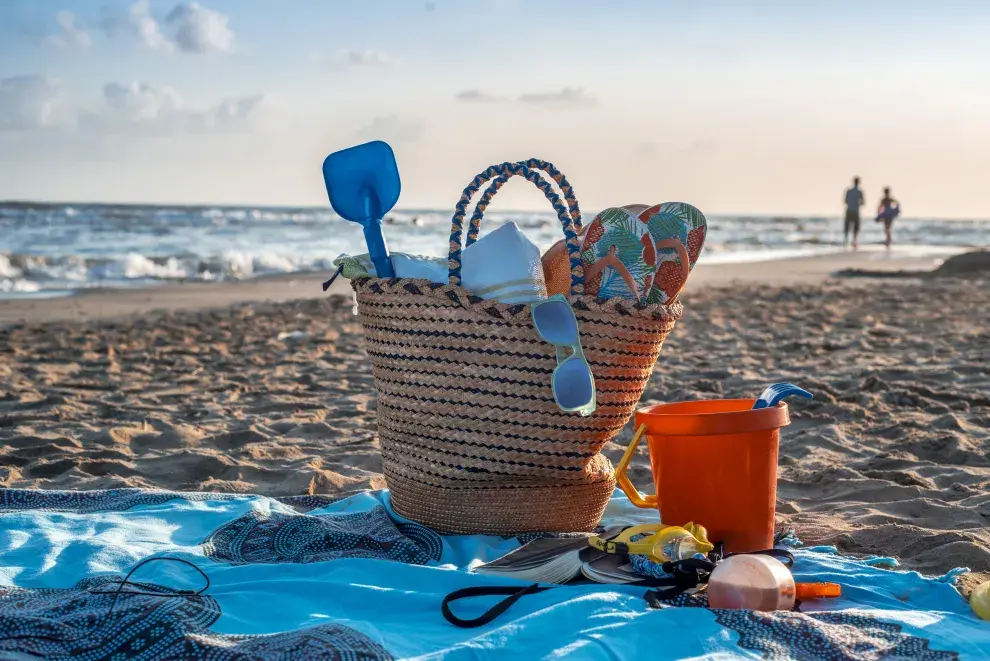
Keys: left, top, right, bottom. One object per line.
{"left": 352, "top": 159, "right": 682, "bottom": 534}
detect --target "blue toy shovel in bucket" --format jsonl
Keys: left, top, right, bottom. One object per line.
{"left": 322, "top": 140, "right": 400, "bottom": 278}
{"left": 752, "top": 383, "right": 813, "bottom": 409}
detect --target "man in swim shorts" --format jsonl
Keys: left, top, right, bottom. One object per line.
{"left": 843, "top": 176, "right": 865, "bottom": 249}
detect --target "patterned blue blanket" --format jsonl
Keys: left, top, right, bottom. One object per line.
{"left": 0, "top": 488, "right": 985, "bottom": 660}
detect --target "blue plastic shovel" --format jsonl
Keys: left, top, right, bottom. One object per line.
{"left": 322, "top": 141, "right": 400, "bottom": 278}
{"left": 752, "top": 382, "right": 813, "bottom": 409}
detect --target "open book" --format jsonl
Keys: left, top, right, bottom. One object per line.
{"left": 473, "top": 527, "right": 645, "bottom": 585}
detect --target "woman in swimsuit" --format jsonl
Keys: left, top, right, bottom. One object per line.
{"left": 876, "top": 187, "right": 900, "bottom": 249}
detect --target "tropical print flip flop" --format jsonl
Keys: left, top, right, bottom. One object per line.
{"left": 581, "top": 202, "right": 706, "bottom": 304}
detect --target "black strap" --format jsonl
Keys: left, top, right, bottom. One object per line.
{"left": 659, "top": 557, "right": 716, "bottom": 575}
{"left": 442, "top": 583, "right": 552, "bottom": 628}
{"left": 709, "top": 541, "right": 794, "bottom": 568}
{"left": 322, "top": 264, "right": 344, "bottom": 291}
{"left": 724, "top": 548, "right": 795, "bottom": 568}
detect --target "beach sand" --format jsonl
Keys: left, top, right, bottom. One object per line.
{"left": 2, "top": 250, "right": 987, "bottom": 594}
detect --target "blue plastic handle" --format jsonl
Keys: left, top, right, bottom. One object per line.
{"left": 752, "top": 383, "right": 813, "bottom": 410}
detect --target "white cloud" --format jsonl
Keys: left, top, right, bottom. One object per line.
{"left": 356, "top": 115, "right": 422, "bottom": 143}
{"left": 127, "top": 0, "right": 174, "bottom": 51}
{"left": 519, "top": 87, "right": 598, "bottom": 107}
{"left": 0, "top": 76, "right": 73, "bottom": 131}
{"left": 0, "top": 77, "right": 265, "bottom": 135}
{"left": 80, "top": 82, "right": 266, "bottom": 134}
{"left": 101, "top": 1, "right": 234, "bottom": 54}
{"left": 455, "top": 89, "right": 507, "bottom": 103}
{"left": 338, "top": 49, "right": 394, "bottom": 67}
{"left": 455, "top": 87, "right": 597, "bottom": 107}
{"left": 210, "top": 95, "right": 266, "bottom": 129}
{"left": 42, "top": 11, "right": 92, "bottom": 51}
{"left": 103, "top": 81, "right": 183, "bottom": 120}
{"left": 165, "top": 2, "right": 235, "bottom": 54}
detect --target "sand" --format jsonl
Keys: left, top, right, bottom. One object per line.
{"left": 1, "top": 250, "right": 987, "bottom": 595}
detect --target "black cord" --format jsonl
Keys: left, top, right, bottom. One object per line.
{"left": 322, "top": 264, "right": 345, "bottom": 291}
{"left": 722, "top": 548, "right": 795, "bottom": 568}
{"left": 442, "top": 583, "right": 552, "bottom": 628}
{"left": 0, "top": 556, "right": 210, "bottom": 652}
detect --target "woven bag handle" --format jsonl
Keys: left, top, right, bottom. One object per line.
{"left": 465, "top": 159, "right": 582, "bottom": 247}
{"left": 448, "top": 161, "right": 585, "bottom": 295}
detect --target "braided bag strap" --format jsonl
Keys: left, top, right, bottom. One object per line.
{"left": 465, "top": 158, "right": 582, "bottom": 246}
{"left": 447, "top": 161, "right": 584, "bottom": 295}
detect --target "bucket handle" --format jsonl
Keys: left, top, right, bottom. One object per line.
{"left": 614, "top": 424, "right": 659, "bottom": 509}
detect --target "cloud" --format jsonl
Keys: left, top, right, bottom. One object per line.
{"left": 102, "top": 0, "right": 234, "bottom": 54}
{"left": 211, "top": 95, "right": 266, "bottom": 128}
{"left": 455, "top": 87, "right": 597, "bottom": 107}
{"left": 310, "top": 48, "right": 396, "bottom": 67}
{"left": 0, "top": 76, "right": 73, "bottom": 131}
{"left": 165, "top": 2, "right": 235, "bottom": 54}
{"left": 454, "top": 89, "right": 507, "bottom": 103}
{"left": 425, "top": 1, "right": 436, "bottom": 11}
{"left": 519, "top": 87, "right": 598, "bottom": 107}
{"left": 42, "top": 11, "right": 92, "bottom": 50}
{"left": 116, "top": 0, "right": 174, "bottom": 51}
{"left": 1, "top": 76, "right": 266, "bottom": 136}
{"left": 102, "top": 81, "right": 182, "bottom": 119}
{"left": 356, "top": 115, "right": 422, "bottom": 143}
{"left": 339, "top": 49, "right": 394, "bottom": 67}
{"left": 80, "top": 82, "right": 265, "bottom": 134}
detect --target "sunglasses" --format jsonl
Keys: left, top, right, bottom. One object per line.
{"left": 530, "top": 294, "right": 597, "bottom": 417}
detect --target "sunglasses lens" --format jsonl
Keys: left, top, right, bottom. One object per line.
{"left": 532, "top": 300, "right": 579, "bottom": 346}
{"left": 553, "top": 357, "right": 595, "bottom": 410}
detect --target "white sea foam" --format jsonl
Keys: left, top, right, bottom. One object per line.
{"left": 1, "top": 278, "right": 41, "bottom": 293}
{"left": 123, "top": 253, "right": 188, "bottom": 279}
{"left": 0, "top": 254, "right": 23, "bottom": 279}
{"left": 1, "top": 202, "right": 987, "bottom": 299}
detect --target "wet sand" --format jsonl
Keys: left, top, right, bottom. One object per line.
{"left": 1, "top": 250, "right": 987, "bottom": 594}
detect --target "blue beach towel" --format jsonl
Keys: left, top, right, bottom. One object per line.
{"left": 0, "top": 488, "right": 985, "bottom": 660}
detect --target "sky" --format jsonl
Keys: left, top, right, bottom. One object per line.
{"left": 1, "top": 0, "right": 989, "bottom": 218}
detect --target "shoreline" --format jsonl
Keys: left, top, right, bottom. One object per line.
{"left": 0, "top": 248, "right": 955, "bottom": 327}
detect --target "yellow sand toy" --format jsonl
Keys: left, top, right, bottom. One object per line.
{"left": 588, "top": 523, "right": 715, "bottom": 564}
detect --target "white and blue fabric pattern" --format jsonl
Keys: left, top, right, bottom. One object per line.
{"left": 0, "top": 488, "right": 986, "bottom": 660}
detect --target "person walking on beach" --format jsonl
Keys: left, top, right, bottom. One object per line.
{"left": 843, "top": 176, "right": 865, "bottom": 249}
{"left": 876, "top": 186, "right": 901, "bottom": 249}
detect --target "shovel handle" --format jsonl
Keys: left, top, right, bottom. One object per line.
{"left": 447, "top": 161, "right": 584, "bottom": 295}
{"left": 614, "top": 424, "right": 659, "bottom": 509}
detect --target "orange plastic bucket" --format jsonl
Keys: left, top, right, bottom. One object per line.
{"left": 614, "top": 399, "right": 790, "bottom": 553}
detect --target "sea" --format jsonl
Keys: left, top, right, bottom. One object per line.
{"left": 2, "top": 202, "right": 988, "bottom": 299}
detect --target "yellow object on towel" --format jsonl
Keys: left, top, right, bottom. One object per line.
{"left": 972, "top": 580, "right": 990, "bottom": 620}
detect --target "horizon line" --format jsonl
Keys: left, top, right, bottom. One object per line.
{"left": 1, "top": 199, "right": 988, "bottom": 223}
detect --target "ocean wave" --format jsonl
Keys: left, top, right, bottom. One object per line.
{"left": 0, "top": 250, "right": 339, "bottom": 293}
{"left": 2, "top": 202, "right": 988, "bottom": 299}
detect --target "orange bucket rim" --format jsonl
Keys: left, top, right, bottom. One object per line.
{"left": 634, "top": 399, "right": 790, "bottom": 436}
